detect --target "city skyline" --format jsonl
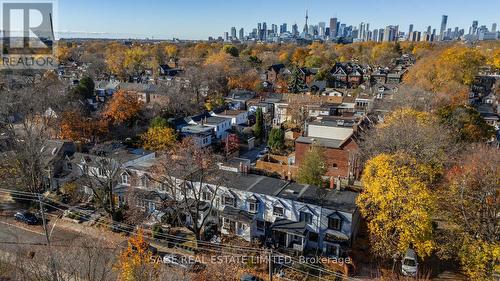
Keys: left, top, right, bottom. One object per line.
{"left": 56, "top": 0, "right": 500, "bottom": 40}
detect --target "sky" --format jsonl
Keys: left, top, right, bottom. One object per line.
{"left": 56, "top": 0, "right": 500, "bottom": 40}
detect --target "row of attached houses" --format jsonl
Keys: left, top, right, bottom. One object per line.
{"left": 62, "top": 142, "right": 360, "bottom": 258}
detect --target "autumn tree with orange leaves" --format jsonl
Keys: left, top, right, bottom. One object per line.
{"left": 102, "top": 91, "right": 143, "bottom": 125}
{"left": 59, "top": 110, "right": 108, "bottom": 143}
{"left": 115, "top": 230, "right": 161, "bottom": 281}
{"left": 228, "top": 69, "right": 261, "bottom": 91}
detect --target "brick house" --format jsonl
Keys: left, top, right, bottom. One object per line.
{"left": 295, "top": 136, "right": 358, "bottom": 179}
{"left": 295, "top": 118, "right": 360, "bottom": 179}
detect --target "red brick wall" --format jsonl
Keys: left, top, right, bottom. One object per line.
{"left": 295, "top": 138, "right": 358, "bottom": 178}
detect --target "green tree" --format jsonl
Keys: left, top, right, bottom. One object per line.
{"left": 149, "top": 116, "right": 169, "bottom": 128}
{"left": 268, "top": 127, "right": 285, "bottom": 153}
{"left": 222, "top": 45, "right": 239, "bottom": 57}
{"left": 297, "top": 144, "right": 326, "bottom": 186}
{"left": 288, "top": 66, "right": 306, "bottom": 93}
{"left": 253, "top": 108, "right": 264, "bottom": 139}
{"left": 71, "top": 76, "right": 95, "bottom": 100}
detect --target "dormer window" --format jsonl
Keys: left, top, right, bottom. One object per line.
{"left": 273, "top": 206, "right": 284, "bottom": 217}
{"left": 248, "top": 199, "right": 259, "bottom": 213}
{"left": 121, "top": 174, "right": 129, "bottom": 185}
{"left": 328, "top": 217, "right": 342, "bottom": 230}
{"left": 202, "top": 190, "right": 212, "bottom": 201}
{"left": 222, "top": 195, "right": 236, "bottom": 207}
{"left": 98, "top": 167, "right": 105, "bottom": 177}
{"left": 299, "top": 211, "right": 313, "bottom": 224}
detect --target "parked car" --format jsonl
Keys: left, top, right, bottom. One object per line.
{"left": 14, "top": 211, "right": 39, "bottom": 225}
{"left": 163, "top": 253, "right": 205, "bottom": 272}
{"left": 401, "top": 249, "right": 418, "bottom": 277}
{"left": 240, "top": 274, "right": 263, "bottom": 281}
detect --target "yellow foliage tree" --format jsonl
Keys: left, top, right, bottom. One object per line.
{"left": 291, "top": 48, "right": 308, "bottom": 66}
{"left": 115, "top": 230, "right": 160, "bottom": 281}
{"left": 404, "top": 45, "right": 486, "bottom": 104}
{"left": 164, "top": 44, "right": 179, "bottom": 58}
{"left": 381, "top": 107, "right": 436, "bottom": 128}
{"left": 141, "top": 126, "right": 177, "bottom": 151}
{"left": 105, "top": 43, "right": 127, "bottom": 78}
{"left": 124, "top": 47, "right": 150, "bottom": 75}
{"left": 357, "top": 153, "right": 436, "bottom": 259}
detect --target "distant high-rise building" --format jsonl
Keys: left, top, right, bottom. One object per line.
{"left": 492, "top": 23, "right": 497, "bottom": 32}
{"left": 271, "top": 24, "right": 278, "bottom": 35}
{"left": 280, "top": 23, "right": 287, "bottom": 34}
{"left": 440, "top": 15, "right": 448, "bottom": 40}
{"left": 262, "top": 22, "right": 267, "bottom": 40}
{"left": 231, "top": 27, "right": 237, "bottom": 39}
{"left": 319, "top": 22, "right": 326, "bottom": 37}
{"left": 383, "top": 25, "right": 398, "bottom": 42}
{"left": 378, "top": 28, "right": 384, "bottom": 42}
{"left": 292, "top": 23, "right": 299, "bottom": 37}
{"left": 339, "top": 23, "right": 346, "bottom": 37}
{"left": 372, "top": 29, "right": 379, "bottom": 42}
{"left": 224, "top": 32, "right": 229, "bottom": 41}
{"left": 427, "top": 26, "right": 432, "bottom": 34}
{"left": 329, "top": 17, "right": 338, "bottom": 38}
{"left": 408, "top": 24, "right": 414, "bottom": 40}
{"left": 471, "top": 20, "right": 478, "bottom": 34}
{"left": 359, "top": 22, "right": 365, "bottom": 40}
{"left": 239, "top": 28, "right": 244, "bottom": 40}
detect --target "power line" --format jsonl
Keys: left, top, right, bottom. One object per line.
{"left": 0, "top": 189, "right": 357, "bottom": 280}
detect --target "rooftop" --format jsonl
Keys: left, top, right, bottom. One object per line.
{"left": 217, "top": 171, "right": 358, "bottom": 213}
{"left": 295, "top": 136, "right": 347, "bottom": 149}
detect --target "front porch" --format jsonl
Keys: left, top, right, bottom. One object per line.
{"left": 270, "top": 218, "right": 308, "bottom": 253}
{"left": 220, "top": 206, "right": 254, "bottom": 241}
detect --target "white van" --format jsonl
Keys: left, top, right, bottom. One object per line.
{"left": 401, "top": 249, "right": 418, "bottom": 277}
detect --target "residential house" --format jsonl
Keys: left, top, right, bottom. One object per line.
{"left": 211, "top": 109, "right": 249, "bottom": 126}
{"left": 181, "top": 125, "right": 214, "bottom": 148}
{"left": 116, "top": 82, "right": 158, "bottom": 104}
{"left": 266, "top": 64, "right": 290, "bottom": 84}
{"left": 226, "top": 90, "right": 256, "bottom": 110}
{"left": 295, "top": 117, "right": 360, "bottom": 179}
{"left": 41, "top": 140, "right": 77, "bottom": 190}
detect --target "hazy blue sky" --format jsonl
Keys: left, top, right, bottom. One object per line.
{"left": 56, "top": 0, "right": 500, "bottom": 39}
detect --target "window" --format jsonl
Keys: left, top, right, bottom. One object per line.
{"left": 222, "top": 196, "right": 235, "bottom": 207}
{"left": 309, "top": 232, "right": 319, "bottom": 242}
{"left": 98, "top": 167, "right": 105, "bottom": 177}
{"left": 202, "top": 191, "right": 212, "bottom": 201}
{"left": 332, "top": 163, "right": 338, "bottom": 168}
{"left": 326, "top": 244, "right": 340, "bottom": 257}
{"left": 121, "top": 174, "right": 129, "bottom": 185}
{"left": 328, "top": 217, "right": 342, "bottom": 230}
{"left": 299, "top": 211, "right": 313, "bottom": 224}
{"left": 248, "top": 200, "right": 258, "bottom": 213}
{"left": 256, "top": 220, "right": 265, "bottom": 231}
{"left": 273, "top": 206, "right": 284, "bottom": 217}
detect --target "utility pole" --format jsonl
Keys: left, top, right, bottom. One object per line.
{"left": 39, "top": 194, "right": 58, "bottom": 281}
{"left": 268, "top": 249, "right": 273, "bottom": 281}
